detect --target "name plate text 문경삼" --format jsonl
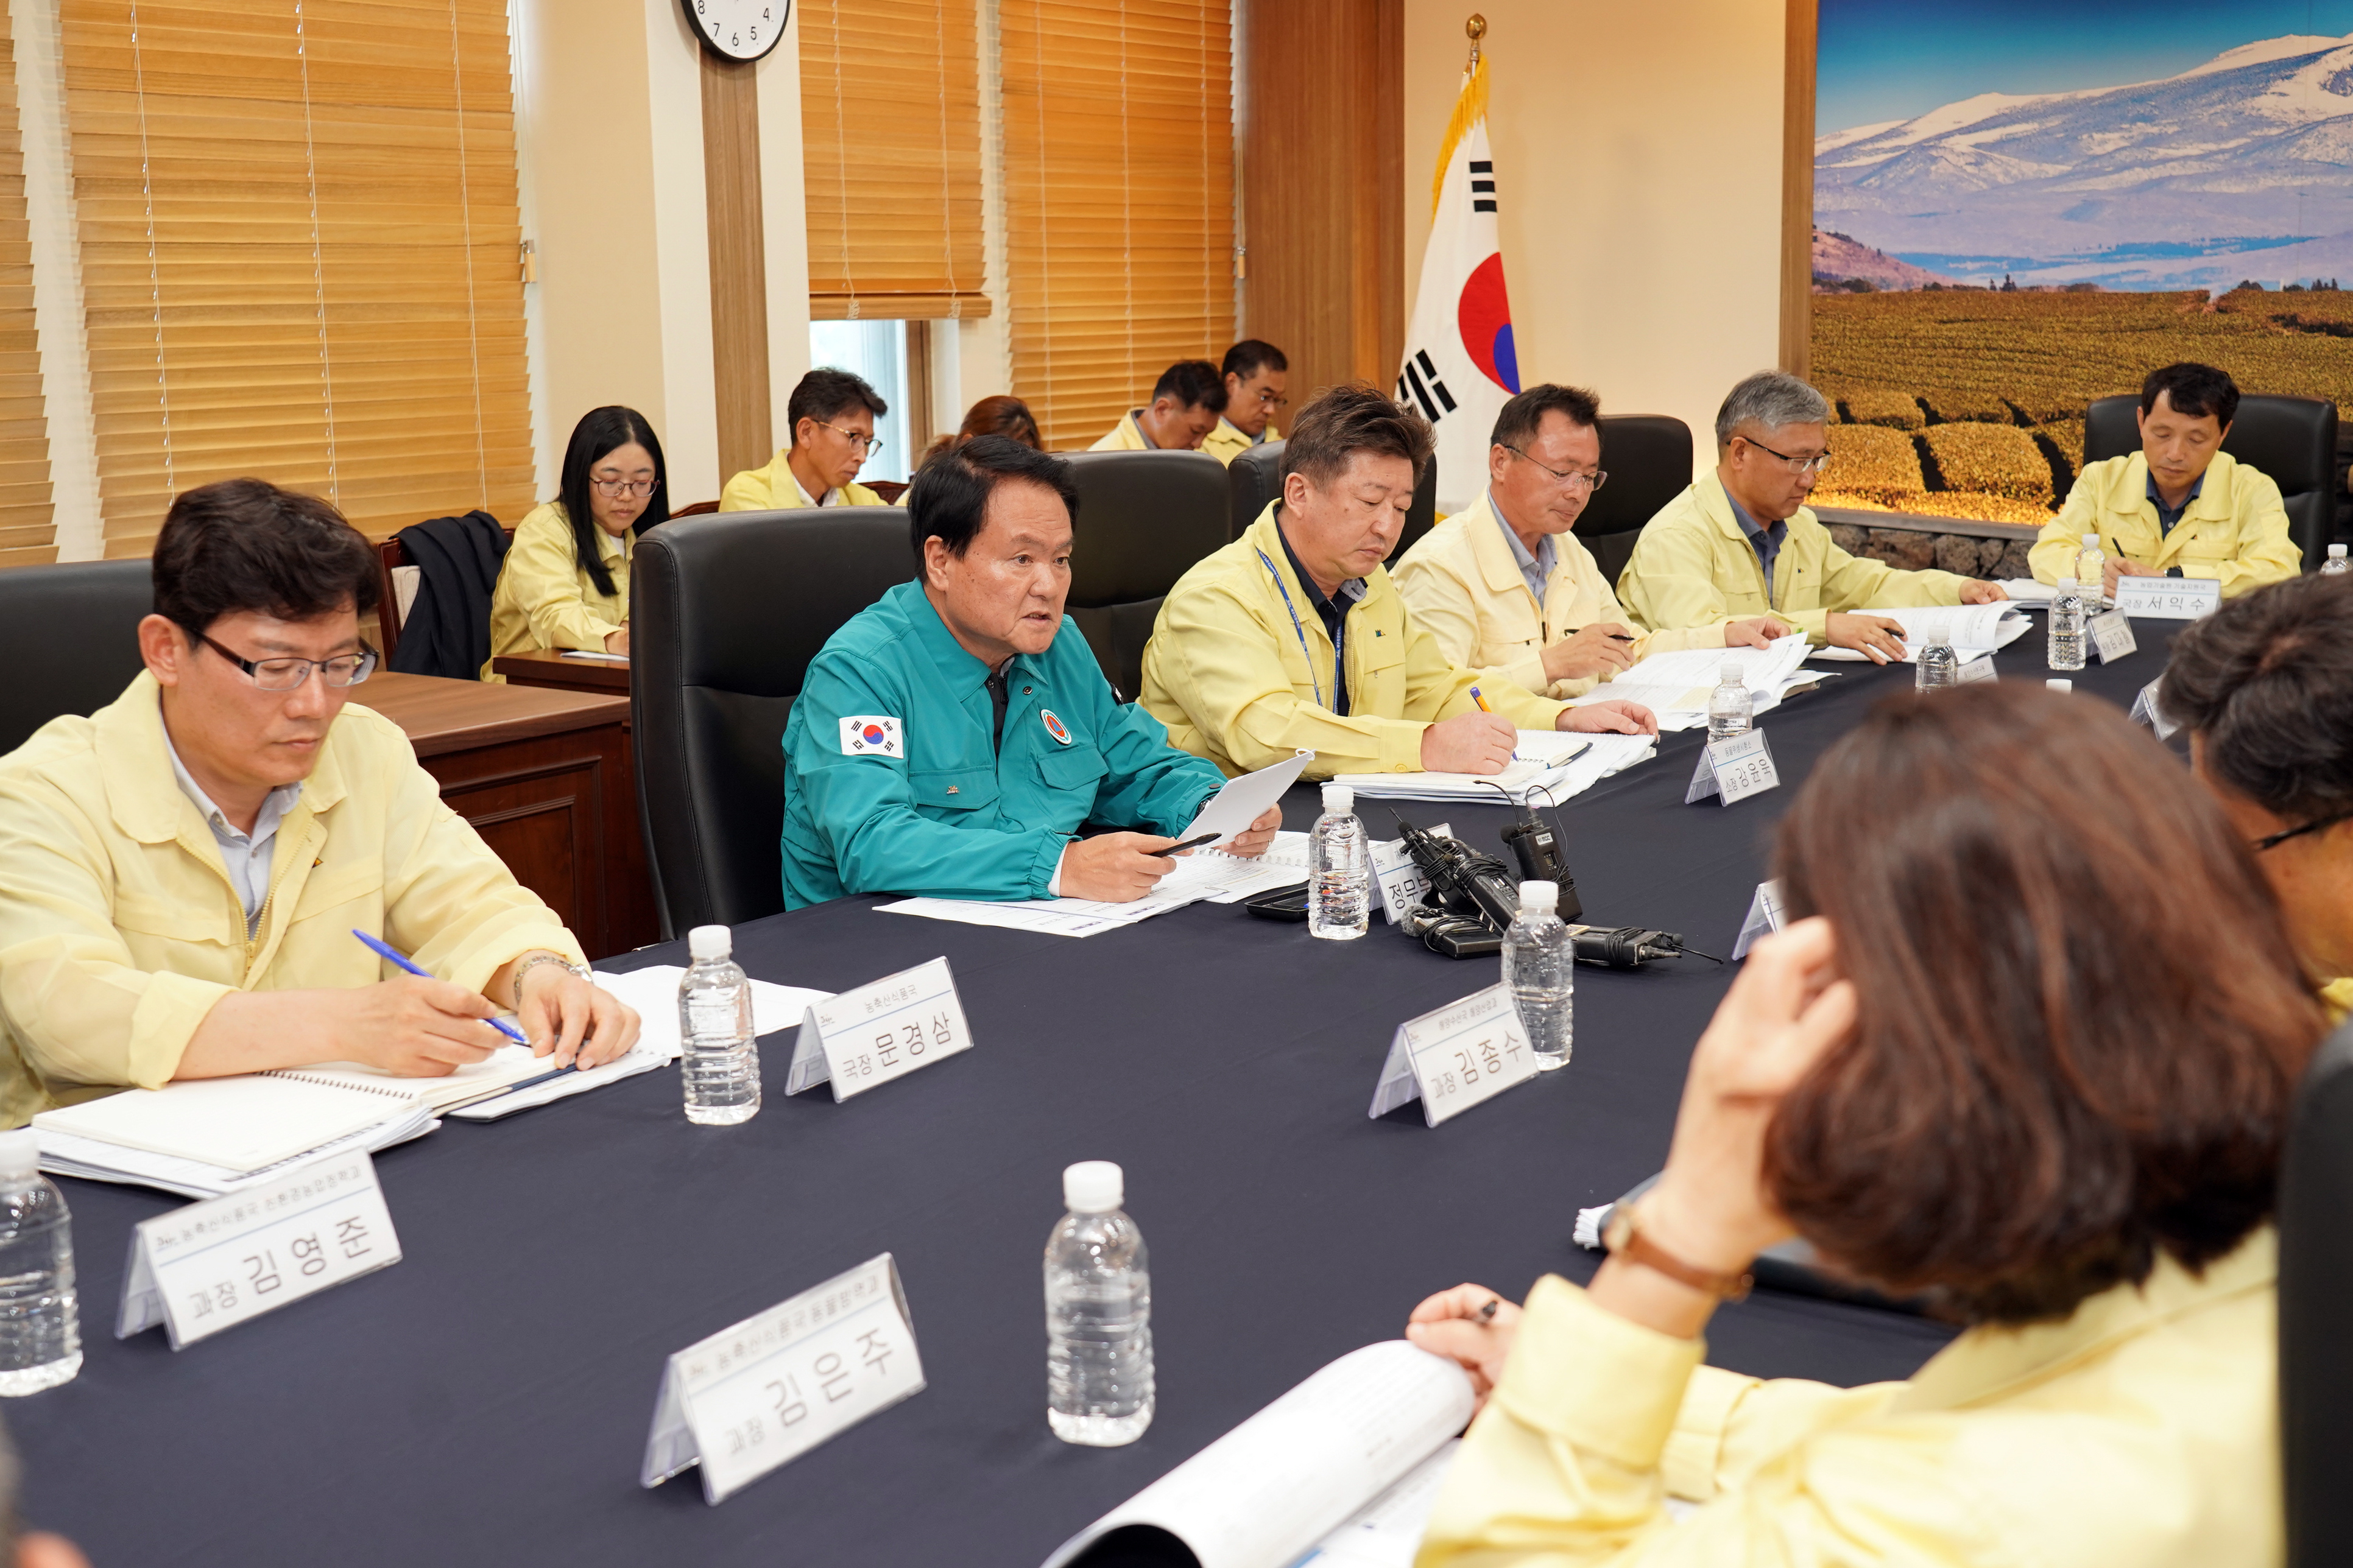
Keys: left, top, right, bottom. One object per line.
{"left": 641, "top": 1252, "right": 926, "bottom": 1503}
{"left": 1685, "top": 728, "right": 1779, "bottom": 807}
{"left": 2114, "top": 575, "right": 2221, "bottom": 621}
{"left": 1368, "top": 984, "right": 1540, "bottom": 1127}
{"left": 785, "top": 956, "right": 973, "bottom": 1100}
{"left": 116, "top": 1150, "right": 400, "bottom": 1349}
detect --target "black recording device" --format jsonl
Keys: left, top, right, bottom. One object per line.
{"left": 1572, "top": 927, "right": 1717, "bottom": 969}
{"left": 1390, "top": 810, "right": 1522, "bottom": 932}
{"left": 1488, "top": 783, "right": 1582, "bottom": 921}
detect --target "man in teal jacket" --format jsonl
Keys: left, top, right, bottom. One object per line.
{"left": 781, "top": 435, "right": 1282, "bottom": 909}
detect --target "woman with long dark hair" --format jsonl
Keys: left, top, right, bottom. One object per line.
{"left": 1408, "top": 681, "right": 2323, "bottom": 1566}
{"left": 484, "top": 406, "right": 669, "bottom": 676}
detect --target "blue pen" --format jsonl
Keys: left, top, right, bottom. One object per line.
{"left": 351, "top": 929, "right": 531, "bottom": 1047}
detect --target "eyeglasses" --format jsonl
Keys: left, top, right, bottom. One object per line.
{"left": 813, "top": 421, "right": 883, "bottom": 457}
{"left": 199, "top": 632, "right": 377, "bottom": 692}
{"left": 1252, "top": 390, "right": 1289, "bottom": 409}
{"left": 1737, "top": 435, "right": 1832, "bottom": 476}
{"left": 1501, "top": 445, "right": 1609, "bottom": 495}
{"left": 590, "top": 477, "right": 658, "bottom": 499}
{"left": 2252, "top": 808, "right": 2353, "bottom": 852}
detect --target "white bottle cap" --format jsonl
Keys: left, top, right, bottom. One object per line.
{"left": 0, "top": 1130, "right": 37, "bottom": 1181}
{"left": 2081, "top": 532, "right": 2099, "bottom": 544}
{"left": 2056, "top": 575, "right": 2078, "bottom": 589}
{"left": 2332, "top": 544, "right": 2348, "bottom": 559}
{"left": 2046, "top": 678, "right": 2073, "bottom": 693}
{"left": 1064, "top": 1160, "right": 1123, "bottom": 1214}
{"left": 687, "top": 924, "right": 732, "bottom": 962}
{"left": 1719, "top": 659, "right": 1743, "bottom": 683}
{"left": 1517, "top": 879, "right": 1558, "bottom": 911}
{"left": 1321, "top": 782, "right": 1354, "bottom": 813}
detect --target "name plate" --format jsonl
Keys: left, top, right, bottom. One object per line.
{"left": 1685, "top": 729, "right": 1779, "bottom": 807}
{"left": 116, "top": 1151, "right": 400, "bottom": 1349}
{"left": 641, "top": 1252, "right": 925, "bottom": 1504}
{"left": 2087, "top": 609, "right": 2138, "bottom": 664}
{"left": 1367, "top": 984, "right": 1540, "bottom": 1127}
{"left": 1374, "top": 823, "right": 1448, "bottom": 925}
{"left": 2128, "top": 676, "right": 2179, "bottom": 739}
{"left": 1731, "top": 879, "right": 1785, "bottom": 960}
{"left": 1955, "top": 653, "right": 1998, "bottom": 684}
{"left": 2114, "top": 575, "right": 2221, "bottom": 620}
{"left": 785, "top": 956, "right": 973, "bottom": 1100}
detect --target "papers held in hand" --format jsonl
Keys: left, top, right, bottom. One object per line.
{"left": 1043, "top": 1340, "right": 1472, "bottom": 1568}
{"left": 1810, "top": 602, "right": 2031, "bottom": 663}
{"left": 1179, "top": 750, "right": 1313, "bottom": 848}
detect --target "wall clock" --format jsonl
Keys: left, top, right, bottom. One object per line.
{"left": 680, "top": 0, "right": 788, "bottom": 63}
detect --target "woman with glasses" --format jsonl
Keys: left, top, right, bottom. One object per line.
{"left": 484, "top": 406, "right": 669, "bottom": 675}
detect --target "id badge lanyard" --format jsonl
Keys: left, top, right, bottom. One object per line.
{"left": 1256, "top": 547, "right": 1342, "bottom": 712}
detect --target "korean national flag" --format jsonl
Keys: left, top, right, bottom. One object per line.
{"left": 839, "top": 715, "right": 905, "bottom": 758}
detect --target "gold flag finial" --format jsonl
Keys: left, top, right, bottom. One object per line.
{"left": 1466, "top": 13, "right": 1486, "bottom": 66}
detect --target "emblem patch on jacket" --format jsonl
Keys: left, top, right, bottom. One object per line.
{"left": 839, "top": 715, "right": 904, "bottom": 758}
{"left": 1041, "top": 710, "right": 1073, "bottom": 745}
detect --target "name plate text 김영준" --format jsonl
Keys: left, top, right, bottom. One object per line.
{"left": 116, "top": 1151, "right": 401, "bottom": 1349}
{"left": 641, "top": 1252, "right": 926, "bottom": 1504}
{"left": 785, "top": 956, "right": 973, "bottom": 1100}
{"left": 1368, "top": 984, "right": 1540, "bottom": 1127}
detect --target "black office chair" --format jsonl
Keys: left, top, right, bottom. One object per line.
{"left": 1062, "top": 451, "right": 1230, "bottom": 700}
{"left": 2084, "top": 394, "right": 2337, "bottom": 571}
{"left": 1226, "top": 438, "right": 1439, "bottom": 557}
{"left": 630, "top": 507, "right": 912, "bottom": 938}
{"left": 1579, "top": 415, "right": 1695, "bottom": 585}
{"left": 2281, "top": 1015, "right": 2353, "bottom": 1567}
{"left": 0, "top": 560, "right": 154, "bottom": 756}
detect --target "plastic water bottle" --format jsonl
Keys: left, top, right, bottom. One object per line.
{"left": 2324, "top": 543, "right": 2349, "bottom": 576}
{"left": 2047, "top": 575, "right": 2087, "bottom": 672}
{"left": 0, "top": 1131, "right": 78, "bottom": 1396}
{"left": 2075, "top": 532, "right": 2105, "bottom": 603}
{"left": 679, "top": 925, "right": 760, "bottom": 1125}
{"left": 1308, "top": 783, "right": 1369, "bottom": 940}
{"left": 1045, "top": 1161, "right": 1152, "bottom": 1446}
{"left": 1707, "top": 660, "right": 1752, "bottom": 740}
{"left": 1503, "top": 881, "right": 1574, "bottom": 1071}
{"left": 1914, "top": 628, "right": 1959, "bottom": 691}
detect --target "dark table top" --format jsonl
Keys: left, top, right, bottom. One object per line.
{"left": 13, "top": 618, "right": 2168, "bottom": 1566}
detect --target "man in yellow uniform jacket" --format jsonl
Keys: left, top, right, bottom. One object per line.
{"left": 0, "top": 480, "right": 641, "bottom": 1126}
{"left": 1618, "top": 371, "right": 2006, "bottom": 663}
{"left": 2162, "top": 572, "right": 2353, "bottom": 1023}
{"left": 1090, "top": 359, "right": 1225, "bottom": 453}
{"left": 1394, "top": 384, "right": 1791, "bottom": 699}
{"left": 1139, "top": 384, "right": 1655, "bottom": 781}
{"left": 721, "top": 367, "right": 890, "bottom": 511}
{"left": 1201, "top": 340, "right": 1287, "bottom": 466}
{"left": 2030, "top": 362, "right": 2301, "bottom": 598}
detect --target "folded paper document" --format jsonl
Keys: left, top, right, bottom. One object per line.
{"left": 1565, "top": 639, "right": 1816, "bottom": 730}
{"left": 1811, "top": 602, "right": 2031, "bottom": 663}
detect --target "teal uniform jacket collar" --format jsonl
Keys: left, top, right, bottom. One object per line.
{"left": 779, "top": 580, "right": 1228, "bottom": 909}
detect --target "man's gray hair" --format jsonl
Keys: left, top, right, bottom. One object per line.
{"left": 1715, "top": 371, "right": 1830, "bottom": 448}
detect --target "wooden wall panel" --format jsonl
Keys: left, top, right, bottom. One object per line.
{"left": 1243, "top": 0, "right": 1404, "bottom": 406}
{"left": 701, "top": 52, "right": 771, "bottom": 485}
{"left": 1780, "top": 0, "right": 1817, "bottom": 378}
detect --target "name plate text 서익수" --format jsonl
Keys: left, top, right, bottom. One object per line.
{"left": 2113, "top": 575, "right": 2221, "bottom": 621}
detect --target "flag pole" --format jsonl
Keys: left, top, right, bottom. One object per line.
{"left": 1466, "top": 13, "right": 1484, "bottom": 69}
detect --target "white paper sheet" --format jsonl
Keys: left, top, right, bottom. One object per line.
{"left": 874, "top": 842, "right": 1302, "bottom": 937}
{"left": 1567, "top": 639, "right": 1813, "bottom": 730}
{"left": 1332, "top": 731, "right": 1597, "bottom": 803}
{"left": 1291, "top": 1442, "right": 1458, "bottom": 1568}
{"left": 1179, "top": 750, "right": 1313, "bottom": 847}
{"left": 1810, "top": 602, "right": 2031, "bottom": 662}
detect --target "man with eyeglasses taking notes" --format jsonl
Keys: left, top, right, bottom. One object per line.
{"left": 720, "top": 368, "right": 891, "bottom": 512}
{"left": 0, "top": 480, "right": 641, "bottom": 1127}
{"left": 1201, "top": 340, "right": 1289, "bottom": 466}
{"left": 1616, "top": 370, "right": 2005, "bottom": 663}
{"left": 1394, "top": 384, "right": 1790, "bottom": 698}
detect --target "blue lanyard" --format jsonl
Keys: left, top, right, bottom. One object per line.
{"left": 1256, "top": 547, "right": 1339, "bottom": 712}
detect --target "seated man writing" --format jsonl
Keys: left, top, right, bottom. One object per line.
{"left": 780, "top": 437, "right": 1280, "bottom": 910}
{"left": 720, "top": 368, "right": 891, "bottom": 512}
{"left": 1090, "top": 359, "right": 1226, "bottom": 453}
{"left": 2030, "top": 362, "right": 2301, "bottom": 599}
{"left": 2164, "top": 572, "right": 2353, "bottom": 1022}
{"left": 0, "top": 480, "right": 640, "bottom": 1127}
{"left": 1138, "top": 383, "right": 1653, "bottom": 781}
{"left": 1618, "top": 370, "right": 2005, "bottom": 663}
{"left": 1201, "top": 339, "right": 1287, "bottom": 466}
{"left": 1393, "top": 383, "right": 1788, "bottom": 700}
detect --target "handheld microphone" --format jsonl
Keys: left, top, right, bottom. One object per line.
{"left": 1390, "top": 809, "right": 1521, "bottom": 932}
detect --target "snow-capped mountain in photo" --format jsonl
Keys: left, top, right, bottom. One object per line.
{"left": 1815, "top": 33, "right": 2353, "bottom": 290}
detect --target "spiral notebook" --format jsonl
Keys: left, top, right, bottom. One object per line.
{"left": 32, "top": 1074, "right": 425, "bottom": 1176}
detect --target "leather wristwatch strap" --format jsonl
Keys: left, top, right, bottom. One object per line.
{"left": 1604, "top": 1204, "right": 1754, "bottom": 1303}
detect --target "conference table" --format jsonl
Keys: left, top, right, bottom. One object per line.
{"left": 15, "top": 620, "right": 2170, "bottom": 1566}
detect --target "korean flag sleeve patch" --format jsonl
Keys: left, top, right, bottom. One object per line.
{"left": 838, "top": 715, "right": 905, "bottom": 758}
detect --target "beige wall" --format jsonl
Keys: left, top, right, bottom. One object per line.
{"left": 1402, "top": 1, "right": 1788, "bottom": 475}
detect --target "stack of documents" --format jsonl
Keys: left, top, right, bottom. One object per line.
{"left": 1811, "top": 602, "right": 2032, "bottom": 662}
{"left": 1332, "top": 730, "right": 1656, "bottom": 804}
{"left": 1565, "top": 639, "right": 1817, "bottom": 730}
{"left": 878, "top": 837, "right": 1308, "bottom": 939}
{"left": 1998, "top": 578, "right": 2055, "bottom": 604}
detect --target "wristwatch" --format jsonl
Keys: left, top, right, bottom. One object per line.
{"left": 510, "top": 951, "right": 590, "bottom": 1005}
{"left": 1602, "top": 1203, "right": 1754, "bottom": 1303}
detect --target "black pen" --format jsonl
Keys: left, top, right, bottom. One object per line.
{"left": 1148, "top": 832, "right": 1222, "bottom": 858}
{"left": 1570, "top": 627, "right": 1636, "bottom": 642}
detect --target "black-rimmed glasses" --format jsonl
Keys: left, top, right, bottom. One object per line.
{"left": 1500, "top": 445, "right": 1607, "bottom": 496}
{"left": 199, "top": 632, "right": 378, "bottom": 692}
{"left": 2253, "top": 808, "right": 2353, "bottom": 852}
{"left": 813, "top": 421, "right": 883, "bottom": 457}
{"left": 1737, "top": 434, "right": 1832, "bottom": 476}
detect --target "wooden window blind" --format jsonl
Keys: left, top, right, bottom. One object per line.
{"left": 61, "top": 0, "right": 534, "bottom": 555}
{"left": 1000, "top": 0, "right": 1235, "bottom": 449}
{"left": 800, "top": 0, "right": 987, "bottom": 322}
{"left": 0, "top": 13, "right": 54, "bottom": 568}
